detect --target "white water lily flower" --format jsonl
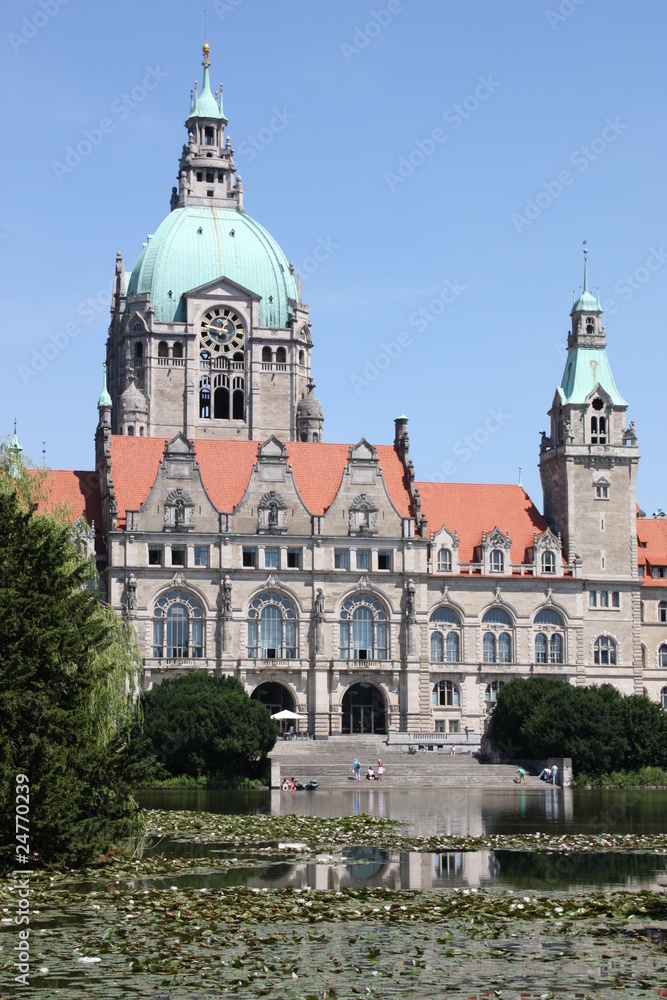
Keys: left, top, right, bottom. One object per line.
{"left": 77, "top": 957, "right": 101, "bottom": 964}
{"left": 39, "top": 967, "right": 49, "bottom": 973}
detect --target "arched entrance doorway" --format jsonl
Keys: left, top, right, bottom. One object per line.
{"left": 342, "top": 683, "right": 386, "bottom": 734}
{"left": 251, "top": 682, "right": 294, "bottom": 722}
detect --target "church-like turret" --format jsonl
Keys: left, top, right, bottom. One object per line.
{"left": 539, "top": 246, "right": 639, "bottom": 579}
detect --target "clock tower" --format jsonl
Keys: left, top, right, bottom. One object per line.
{"left": 105, "top": 41, "right": 321, "bottom": 443}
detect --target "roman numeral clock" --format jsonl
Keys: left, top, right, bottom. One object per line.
{"left": 199, "top": 306, "right": 245, "bottom": 353}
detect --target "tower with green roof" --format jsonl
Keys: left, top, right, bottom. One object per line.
{"left": 104, "top": 41, "right": 319, "bottom": 444}
{"left": 539, "top": 249, "right": 641, "bottom": 670}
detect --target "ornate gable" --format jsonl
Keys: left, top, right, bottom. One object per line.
{"left": 349, "top": 493, "right": 379, "bottom": 535}
{"left": 258, "top": 490, "right": 288, "bottom": 533}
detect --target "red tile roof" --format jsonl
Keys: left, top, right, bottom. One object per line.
{"left": 636, "top": 516, "right": 667, "bottom": 565}
{"left": 35, "top": 470, "right": 102, "bottom": 529}
{"left": 108, "top": 437, "right": 413, "bottom": 524}
{"left": 416, "top": 481, "right": 549, "bottom": 564}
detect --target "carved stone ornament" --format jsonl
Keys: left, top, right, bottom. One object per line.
{"left": 545, "top": 586, "right": 554, "bottom": 605}
{"left": 441, "top": 584, "right": 451, "bottom": 603}
{"left": 266, "top": 573, "right": 280, "bottom": 589}
{"left": 405, "top": 578, "right": 417, "bottom": 622}
{"left": 493, "top": 585, "right": 503, "bottom": 604}
{"left": 126, "top": 573, "right": 138, "bottom": 617}
{"left": 171, "top": 570, "right": 187, "bottom": 587}
{"left": 222, "top": 574, "right": 233, "bottom": 615}
{"left": 349, "top": 494, "right": 379, "bottom": 534}
{"left": 314, "top": 588, "right": 325, "bottom": 620}
{"left": 483, "top": 526, "right": 512, "bottom": 553}
{"left": 357, "top": 574, "right": 371, "bottom": 591}
{"left": 257, "top": 491, "right": 287, "bottom": 533}
{"left": 164, "top": 488, "right": 195, "bottom": 531}
{"left": 535, "top": 527, "right": 561, "bottom": 553}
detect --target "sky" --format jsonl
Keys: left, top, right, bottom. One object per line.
{"left": 1, "top": 0, "right": 665, "bottom": 516}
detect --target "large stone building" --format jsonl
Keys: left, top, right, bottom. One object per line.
{"left": 37, "top": 43, "right": 667, "bottom": 739}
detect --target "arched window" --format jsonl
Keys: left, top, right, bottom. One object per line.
{"left": 432, "top": 680, "right": 460, "bottom": 707}
{"left": 661, "top": 686, "right": 667, "bottom": 710}
{"left": 534, "top": 608, "right": 565, "bottom": 666}
{"left": 276, "top": 346, "right": 287, "bottom": 365}
{"left": 641, "top": 644, "right": 647, "bottom": 668}
{"left": 437, "top": 548, "right": 452, "bottom": 572}
{"left": 485, "top": 680, "right": 504, "bottom": 703}
{"left": 446, "top": 631, "right": 459, "bottom": 662}
{"left": 498, "top": 633, "right": 511, "bottom": 663}
{"left": 158, "top": 341, "right": 169, "bottom": 358}
{"left": 483, "top": 633, "right": 495, "bottom": 663}
{"left": 232, "top": 375, "right": 244, "bottom": 420}
{"left": 262, "top": 346, "right": 272, "bottom": 364}
{"left": 490, "top": 550, "right": 504, "bottom": 573}
{"left": 430, "top": 606, "right": 461, "bottom": 664}
{"left": 172, "top": 342, "right": 183, "bottom": 359}
{"left": 248, "top": 592, "right": 297, "bottom": 659}
{"left": 153, "top": 591, "right": 204, "bottom": 659}
{"left": 199, "top": 374, "right": 210, "bottom": 419}
{"left": 659, "top": 601, "right": 667, "bottom": 623}
{"left": 339, "top": 593, "right": 388, "bottom": 661}
{"left": 594, "top": 635, "right": 617, "bottom": 666}
{"left": 482, "top": 608, "right": 512, "bottom": 626}
{"left": 659, "top": 645, "right": 667, "bottom": 668}
{"left": 214, "top": 383, "right": 230, "bottom": 419}
{"left": 541, "top": 551, "right": 556, "bottom": 574}
{"left": 133, "top": 341, "right": 143, "bottom": 362}
{"left": 299, "top": 349, "right": 305, "bottom": 365}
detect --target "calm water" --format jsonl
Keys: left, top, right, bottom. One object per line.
{"left": 131, "top": 786, "right": 667, "bottom": 892}
{"left": 137, "top": 785, "right": 667, "bottom": 837}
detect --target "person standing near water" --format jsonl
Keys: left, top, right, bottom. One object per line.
{"left": 377, "top": 759, "right": 384, "bottom": 780}
{"left": 551, "top": 763, "right": 558, "bottom": 786}
{"left": 353, "top": 758, "right": 361, "bottom": 781}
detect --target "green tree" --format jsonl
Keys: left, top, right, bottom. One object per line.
{"left": 139, "top": 673, "right": 278, "bottom": 780}
{"left": 0, "top": 485, "right": 144, "bottom": 869}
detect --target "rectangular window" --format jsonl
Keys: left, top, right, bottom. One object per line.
{"left": 334, "top": 549, "right": 348, "bottom": 570}
{"left": 339, "top": 622, "right": 349, "bottom": 659}
{"left": 191, "top": 620, "right": 203, "bottom": 658}
{"left": 247, "top": 620, "right": 258, "bottom": 658}
{"left": 595, "top": 484, "right": 609, "bottom": 499}
{"left": 171, "top": 546, "right": 185, "bottom": 567}
{"left": 265, "top": 547, "right": 278, "bottom": 569}
{"left": 148, "top": 545, "right": 162, "bottom": 566}
{"left": 449, "top": 720, "right": 460, "bottom": 734}
{"left": 152, "top": 620, "right": 163, "bottom": 658}
{"left": 194, "top": 545, "right": 208, "bottom": 567}
{"left": 242, "top": 547, "right": 256, "bottom": 568}
{"left": 204, "top": 127, "right": 215, "bottom": 145}
{"left": 589, "top": 591, "right": 597, "bottom": 608}
{"left": 378, "top": 550, "right": 392, "bottom": 571}
{"left": 286, "top": 548, "right": 301, "bottom": 569}
{"left": 612, "top": 591, "right": 620, "bottom": 608}
{"left": 638, "top": 565, "right": 644, "bottom": 578}
{"left": 599, "top": 591, "right": 609, "bottom": 608}
{"left": 206, "top": 171, "right": 214, "bottom": 183}
{"left": 434, "top": 720, "right": 446, "bottom": 733}
{"left": 356, "top": 549, "right": 370, "bottom": 571}
{"left": 196, "top": 171, "right": 203, "bottom": 181}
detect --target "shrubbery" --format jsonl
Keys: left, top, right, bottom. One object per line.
{"left": 491, "top": 677, "right": 667, "bottom": 775}
{"left": 136, "top": 673, "right": 278, "bottom": 782}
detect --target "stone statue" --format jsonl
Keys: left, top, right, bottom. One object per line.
{"left": 223, "top": 574, "right": 232, "bottom": 614}
{"left": 126, "top": 573, "right": 137, "bottom": 614}
{"left": 314, "top": 588, "right": 325, "bottom": 619}
{"left": 405, "top": 578, "right": 416, "bottom": 621}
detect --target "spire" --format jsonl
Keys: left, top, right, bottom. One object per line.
{"left": 570, "top": 241, "right": 601, "bottom": 316}
{"left": 98, "top": 363, "right": 112, "bottom": 409}
{"left": 8, "top": 419, "right": 23, "bottom": 479}
{"left": 189, "top": 39, "right": 226, "bottom": 121}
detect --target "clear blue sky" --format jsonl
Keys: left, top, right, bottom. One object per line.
{"left": 1, "top": 0, "right": 665, "bottom": 515}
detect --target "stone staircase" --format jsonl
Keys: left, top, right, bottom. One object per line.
{"left": 269, "top": 735, "right": 543, "bottom": 788}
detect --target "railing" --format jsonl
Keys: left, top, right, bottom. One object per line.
{"left": 157, "top": 357, "right": 185, "bottom": 367}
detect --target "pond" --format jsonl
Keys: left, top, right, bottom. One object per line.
{"left": 3, "top": 788, "right": 667, "bottom": 998}
{"left": 136, "top": 785, "right": 667, "bottom": 837}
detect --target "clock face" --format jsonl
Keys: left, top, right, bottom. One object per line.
{"left": 200, "top": 307, "right": 245, "bottom": 353}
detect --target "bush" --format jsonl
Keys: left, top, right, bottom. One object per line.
{"left": 138, "top": 673, "right": 278, "bottom": 780}
{"left": 491, "top": 677, "right": 667, "bottom": 776}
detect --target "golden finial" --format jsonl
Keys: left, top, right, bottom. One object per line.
{"left": 203, "top": 41, "right": 210, "bottom": 58}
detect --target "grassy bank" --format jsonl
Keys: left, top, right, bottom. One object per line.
{"left": 134, "top": 774, "right": 267, "bottom": 790}
{"left": 572, "top": 765, "right": 667, "bottom": 788}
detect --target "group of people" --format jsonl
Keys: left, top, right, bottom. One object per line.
{"left": 515, "top": 763, "right": 559, "bottom": 785}
{"left": 353, "top": 758, "right": 384, "bottom": 781}
{"left": 281, "top": 777, "right": 296, "bottom": 790}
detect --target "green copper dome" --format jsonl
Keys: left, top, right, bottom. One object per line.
{"left": 126, "top": 206, "right": 297, "bottom": 326}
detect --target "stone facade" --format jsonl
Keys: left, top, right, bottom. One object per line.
{"left": 40, "top": 43, "right": 667, "bottom": 738}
